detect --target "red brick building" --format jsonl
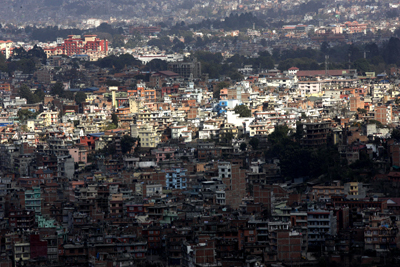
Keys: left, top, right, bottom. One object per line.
{"left": 44, "top": 35, "right": 108, "bottom": 59}
{"left": 268, "top": 230, "right": 302, "bottom": 262}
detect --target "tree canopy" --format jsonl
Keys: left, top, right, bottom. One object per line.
{"left": 50, "top": 82, "right": 73, "bottom": 99}
{"left": 18, "top": 85, "right": 45, "bottom": 104}
{"left": 121, "top": 135, "right": 137, "bottom": 154}
{"left": 75, "top": 91, "right": 87, "bottom": 105}
{"left": 233, "top": 104, "right": 251, "bottom": 117}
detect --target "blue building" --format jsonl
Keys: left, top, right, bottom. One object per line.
{"left": 216, "top": 99, "right": 241, "bottom": 114}
{"left": 164, "top": 167, "right": 187, "bottom": 190}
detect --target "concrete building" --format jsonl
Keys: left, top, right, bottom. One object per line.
{"left": 44, "top": 35, "right": 108, "bottom": 60}
{"left": 374, "top": 105, "right": 392, "bottom": 125}
{"left": 300, "top": 121, "right": 331, "bottom": 147}
{"left": 164, "top": 167, "right": 187, "bottom": 190}
{"left": 218, "top": 161, "right": 246, "bottom": 209}
{"left": 349, "top": 96, "right": 364, "bottom": 112}
{"left": 168, "top": 58, "right": 201, "bottom": 79}
{"left": 136, "top": 125, "right": 161, "bottom": 148}
{"left": 344, "top": 182, "right": 367, "bottom": 200}
{"left": 25, "top": 186, "right": 41, "bottom": 214}
{"left": 307, "top": 210, "right": 337, "bottom": 248}
{"left": 36, "top": 111, "right": 58, "bottom": 127}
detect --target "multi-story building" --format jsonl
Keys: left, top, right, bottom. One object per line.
{"left": 144, "top": 184, "right": 163, "bottom": 197}
{"left": 218, "top": 161, "right": 246, "bottom": 209}
{"left": 349, "top": 96, "right": 364, "bottom": 112}
{"left": 25, "top": 186, "right": 41, "bottom": 214}
{"left": 300, "top": 120, "right": 331, "bottom": 147}
{"left": 164, "top": 167, "right": 187, "bottom": 190}
{"left": 374, "top": 105, "right": 392, "bottom": 125}
{"left": 44, "top": 35, "right": 108, "bottom": 60}
{"left": 171, "top": 125, "right": 192, "bottom": 142}
{"left": 168, "top": 58, "right": 201, "bottom": 79}
{"left": 9, "top": 209, "right": 36, "bottom": 230}
{"left": 290, "top": 211, "right": 308, "bottom": 253}
{"left": 268, "top": 230, "right": 302, "bottom": 262}
{"left": 109, "top": 193, "right": 124, "bottom": 218}
{"left": 364, "top": 216, "right": 398, "bottom": 251}
{"left": 307, "top": 210, "right": 337, "bottom": 248}
{"left": 309, "top": 181, "right": 344, "bottom": 202}
{"left": 14, "top": 242, "right": 30, "bottom": 264}
{"left": 344, "top": 182, "right": 367, "bottom": 200}
{"left": 151, "top": 146, "right": 176, "bottom": 162}
{"left": 136, "top": 125, "right": 161, "bottom": 148}
{"left": 36, "top": 111, "right": 58, "bottom": 127}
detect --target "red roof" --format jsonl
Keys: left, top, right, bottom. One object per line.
{"left": 288, "top": 67, "right": 299, "bottom": 70}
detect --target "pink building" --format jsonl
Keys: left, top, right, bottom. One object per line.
{"left": 151, "top": 147, "right": 176, "bottom": 162}
{"left": 68, "top": 146, "right": 88, "bottom": 164}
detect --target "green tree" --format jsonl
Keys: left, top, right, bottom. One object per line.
{"left": 18, "top": 85, "right": 34, "bottom": 104}
{"left": 104, "top": 123, "right": 117, "bottom": 130}
{"left": 143, "top": 59, "right": 168, "bottom": 72}
{"left": 233, "top": 104, "right": 251, "bottom": 117}
{"left": 17, "top": 109, "right": 34, "bottom": 122}
{"left": 18, "top": 85, "right": 43, "bottom": 104}
{"left": 21, "top": 124, "right": 28, "bottom": 132}
{"left": 50, "top": 82, "right": 64, "bottom": 96}
{"left": 121, "top": 135, "right": 137, "bottom": 154}
{"left": 352, "top": 58, "right": 370, "bottom": 74}
{"left": 111, "top": 113, "right": 118, "bottom": 127}
{"left": 0, "top": 53, "right": 7, "bottom": 72}
{"left": 75, "top": 91, "right": 86, "bottom": 104}
{"left": 50, "top": 82, "right": 74, "bottom": 100}
{"left": 33, "top": 89, "right": 45, "bottom": 103}
{"left": 249, "top": 137, "right": 260, "bottom": 150}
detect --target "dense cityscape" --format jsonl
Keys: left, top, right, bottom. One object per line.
{"left": 2, "top": 0, "right": 400, "bottom": 267}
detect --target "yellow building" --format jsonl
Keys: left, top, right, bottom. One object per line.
{"left": 129, "top": 98, "right": 143, "bottom": 113}
{"left": 138, "top": 125, "right": 161, "bottom": 148}
{"left": 36, "top": 111, "right": 59, "bottom": 127}
{"left": 27, "top": 119, "right": 35, "bottom": 131}
{"left": 344, "top": 182, "right": 366, "bottom": 200}
{"left": 14, "top": 242, "right": 30, "bottom": 262}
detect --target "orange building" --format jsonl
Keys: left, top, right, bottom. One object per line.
{"left": 349, "top": 96, "right": 364, "bottom": 112}
{"left": 0, "top": 83, "right": 11, "bottom": 91}
{"left": 129, "top": 83, "right": 156, "bottom": 102}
